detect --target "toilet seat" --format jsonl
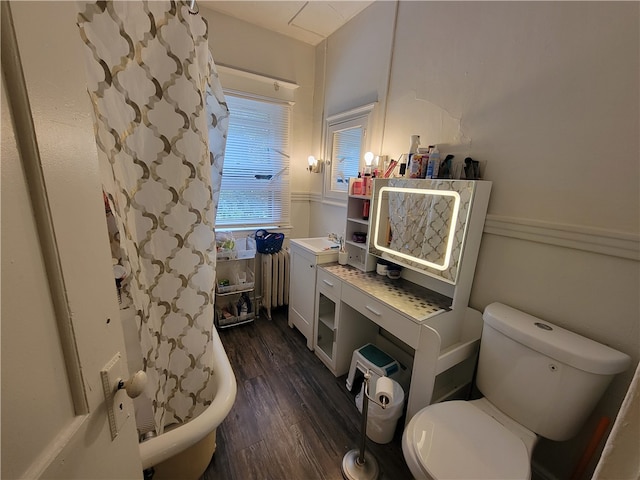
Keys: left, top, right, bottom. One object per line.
{"left": 403, "top": 401, "right": 530, "bottom": 480}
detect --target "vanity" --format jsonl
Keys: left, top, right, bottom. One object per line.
{"left": 288, "top": 237, "right": 339, "bottom": 350}
{"left": 309, "top": 178, "right": 492, "bottom": 420}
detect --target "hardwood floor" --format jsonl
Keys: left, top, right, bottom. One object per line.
{"left": 201, "top": 308, "right": 413, "bottom": 480}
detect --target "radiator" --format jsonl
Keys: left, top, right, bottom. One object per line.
{"left": 260, "top": 249, "right": 290, "bottom": 320}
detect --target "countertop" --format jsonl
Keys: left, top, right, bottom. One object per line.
{"left": 320, "top": 263, "right": 451, "bottom": 323}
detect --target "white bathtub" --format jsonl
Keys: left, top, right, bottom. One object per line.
{"left": 120, "top": 307, "right": 237, "bottom": 475}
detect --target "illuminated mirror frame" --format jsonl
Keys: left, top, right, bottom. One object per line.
{"left": 373, "top": 187, "right": 461, "bottom": 271}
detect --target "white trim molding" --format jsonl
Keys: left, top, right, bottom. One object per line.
{"left": 216, "top": 64, "right": 298, "bottom": 103}
{"left": 288, "top": 197, "right": 639, "bottom": 261}
{"left": 291, "top": 191, "right": 310, "bottom": 203}
{"left": 484, "top": 215, "right": 640, "bottom": 261}
{"left": 292, "top": 191, "right": 324, "bottom": 204}
{"left": 216, "top": 64, "right": 298, "bottom": 91}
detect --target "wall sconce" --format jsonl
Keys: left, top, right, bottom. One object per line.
{"left": 308, "top": 155, "right": 324, "bottom": 173}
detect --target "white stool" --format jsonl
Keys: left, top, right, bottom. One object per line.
{"left": 346, "top": 343, "right": 401, "bottom": 391}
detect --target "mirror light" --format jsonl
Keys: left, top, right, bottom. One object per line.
{"left": 373, "top": 187, "right": 461, "bottom": 271}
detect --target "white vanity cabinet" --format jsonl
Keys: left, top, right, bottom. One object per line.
{"left": 316, "top": 264, "right": 484, "bottom": 421}
{"left": 314, "top": 268, "right": 378, "bottom": 376}
{"left": 288, "top": 239, "right": 338, "bottom": 350}
{"left": 314, "top": 269, "right": 340, "bottom": 366}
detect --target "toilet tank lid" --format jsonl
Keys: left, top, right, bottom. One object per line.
{"left": 483, "top": 303, "right": 630, "bottom": 375}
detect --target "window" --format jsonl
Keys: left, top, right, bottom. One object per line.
{"left": 329, "top": 123, "right": 362, "bottom": 193}
{"left": 216, "top": 93, "right": 291, "bottom": 228}
{"left": 323, "top": 103, "right": 376, "bottom": 202}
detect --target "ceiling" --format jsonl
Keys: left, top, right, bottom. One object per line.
{"left": 199, "top": 1, "right": 374, "bottom": 46}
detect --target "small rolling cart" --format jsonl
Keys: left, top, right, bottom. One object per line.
{"left": 215, "top": 237, "right": 257, "bottom": 329}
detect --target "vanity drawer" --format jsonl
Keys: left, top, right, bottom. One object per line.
{"left": 341, "top": 283, "right": 420, "bottom": 349}
{"left": 317, "top": 268, "right": 342, "bottom": 298}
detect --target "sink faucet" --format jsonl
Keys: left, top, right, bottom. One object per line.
{"left": 328, "top": 232, "right": 345, "bottom": 250}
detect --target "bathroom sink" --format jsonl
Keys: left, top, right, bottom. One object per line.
{"left": 291, "top": 237, "right": 340, "bottom": 255}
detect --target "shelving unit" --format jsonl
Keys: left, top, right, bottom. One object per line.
{"left": 215, "top": 250, "right": 257, "bottom": 329}
{"left": 345, "top": 178, "right": 376, "bottom": 272}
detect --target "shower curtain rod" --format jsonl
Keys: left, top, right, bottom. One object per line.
{"left": 186, "top": 0, "right": 198, "bottom": 15}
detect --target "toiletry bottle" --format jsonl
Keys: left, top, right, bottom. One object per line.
{"left": 366, "top": 171, "right": 375, "bottom": 196}
{"left": 362, "top": 199, "right": 370, "bottom": 220}
{"left": 408, "top": 155, "right": 418, "bottom": 178}
{"left": 418, "top": 147, "right": 430, "bottom": 178}
{"left": 364, "top": 172, "right": 372, "bottom": 196}
{"left": 362, "top": 172, "right": 370, "bottom": 196}
{"left": 409, "top": 135, "right": 420, "bottom": 155}
{"left": 407, "top": 135, "right": 420, "bottom": 179}
{"left": 353, "top": 172, "right": 363, "bottom": 195}
{"left": 426, "top": 145, "right": 440, "bottom": 179}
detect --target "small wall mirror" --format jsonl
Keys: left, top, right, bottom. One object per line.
{"left": 323, "top": 103, "right": 376, "bottom": 202}
{"left": 369, "top": 178, "right": 478, "bottom": 284}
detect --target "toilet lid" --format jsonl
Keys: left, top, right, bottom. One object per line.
{"left": 410, "top": 401, "right": 529, "bottom": 479}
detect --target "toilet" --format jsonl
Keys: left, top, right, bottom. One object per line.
{"left": 402, "top": 302, "right": 631, "bottom": 480}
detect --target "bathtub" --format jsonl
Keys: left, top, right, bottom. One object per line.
{"left": 120, "top": 307, "right": 237, "bottom": 476}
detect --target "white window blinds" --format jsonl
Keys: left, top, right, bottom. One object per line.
{"left": 330, "top": 125, "right": 363, "bottom": 192}
{"left": 323, "top": 103, "right": 375, "bottom": 202}
{"left": 216, "top": 94, "right": 291, "bottom": 228}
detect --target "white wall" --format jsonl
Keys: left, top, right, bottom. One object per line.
{"left": 383, "top": 2, "right": 638, "bottom": 232}
{"left": 201, "top": 7, "right": 316, "bottom": 239}
{"left": 313, "top": 2, "right": 639, "bottom": 479}
{"left": 308, "top": 1, "right": 397, "bottom": 237}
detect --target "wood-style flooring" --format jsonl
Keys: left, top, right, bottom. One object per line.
{"left": 201, "top": 308, "right": 413, "bottom": 480}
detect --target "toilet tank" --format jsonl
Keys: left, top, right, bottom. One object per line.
{"left": 477, "top": 303, "right": 630, "bottom": 441}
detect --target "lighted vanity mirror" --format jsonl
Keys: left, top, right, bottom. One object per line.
{"left": 369, "top": 178, "right": 480, "bottom": 284}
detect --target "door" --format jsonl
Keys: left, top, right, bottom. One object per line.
{"left": 1, "top": 2, "right": 141, "bottom": 478}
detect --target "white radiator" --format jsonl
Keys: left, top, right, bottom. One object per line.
{"left": 260, "top": 249, "right": 290, "bottom": 319}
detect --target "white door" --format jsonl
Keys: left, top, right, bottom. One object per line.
{"left": 1, "top": 2, "right": 141, "bottom": 478}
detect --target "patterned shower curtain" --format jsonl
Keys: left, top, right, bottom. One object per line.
{"left": 77, "top": 1, "right": 228, "bottom": 432}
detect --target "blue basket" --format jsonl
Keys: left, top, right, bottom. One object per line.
{"left": 255, "top": 229, "right": 284, "bottom": 254}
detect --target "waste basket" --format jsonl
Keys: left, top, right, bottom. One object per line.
{"left": 355, "top": 377, "right": 405, "bottom": 444}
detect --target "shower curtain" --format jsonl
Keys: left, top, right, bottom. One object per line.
{"left": 76, "top": 0, "right": 228, "bottom": 432}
